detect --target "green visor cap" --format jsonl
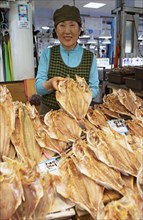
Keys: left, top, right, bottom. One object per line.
{"left": 53, "top": 5, "right": 82, "bottom": 27}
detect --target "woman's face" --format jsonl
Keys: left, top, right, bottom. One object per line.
{"left": 56, "top": 20, "right": 81, "bottom": 51}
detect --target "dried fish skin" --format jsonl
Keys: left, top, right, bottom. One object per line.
{"left": 126, "top": 119, "right": 143, "bottom": 138}
{"left": 0, "top": 161, "right": 23, "bottom": 219}
{"left": 118, "top": 89, "right": 143, "bottom": 114}
{"left": 34, "top": 172, "right": 73, "bottom": 219}
{"left": 7, "top": 141, "right": 17, "bottom": 159}
{"left": 116, "top": 89, "right": 137, "bottom": 114}
{"left": 72, "top": 139, "right": 125, "bottom": 195}
{"left": 34, "top": 172, "right": 55, "bottom": 219}
{"left": 87, "top": 129, "right": 140, "bottom": 177}
{"left": 103, "top": 89, "right": 132, "bottom": 117}
{"left": 99, "top": 194, "right": 142, "bottom": 220}
{"left": 75, "top": 75, "right": 92, "bottom": 104}
{"left": 57, "top": 157, "right": 104, "bottom": 219}
{"left": 22, "top": 178, "right": 43, "bottom": 219}
{"left": 87, "top": 108, "right": 107, "bottom": 127}
{"left": 0, "top": 85, "right": 15, "bottom": 160}
{"left": 35, "top": 126, "right": 67, "bottom": 154}
{"left": 95, "top": 103, "right": 121, "bottom": 119}
{"left": 56, "top": 75, "right": 92, "bottom": 121}
{"left": 9, "top": 160, "right": 44, "bottom": 219}
{"left": 44, "top": 109, "right": 82, "bottom": 142}
{"left": 137, "top": 165, "right": 143, "bottom": 196}
{"left": 11, "top": 103, "right": 42, "bottom": 162}
{"left": 25, "top": 102, "right": 42, "bottom": 130}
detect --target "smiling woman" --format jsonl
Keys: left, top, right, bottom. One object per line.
{"left": 35, "top": 4, "right": 99, "bottom": 115}
{"left": 55, "top": 21, "right": 81, "bottom": 51}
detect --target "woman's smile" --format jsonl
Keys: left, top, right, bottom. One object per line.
{"left": 56, "top": 20, "right": 81, "bottom": 51}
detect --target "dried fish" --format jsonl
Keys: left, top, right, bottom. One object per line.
{"left": 56, "top": 75, "right": 92, "bottom": 121}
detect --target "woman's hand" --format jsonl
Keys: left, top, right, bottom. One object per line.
{"left": 51, "top": 77, "right": 64, "bottom": 91}
{"left": 44, "top": 77, "right": 64, "bottom": 91}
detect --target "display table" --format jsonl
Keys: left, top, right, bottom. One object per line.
{"left": 107, "top": 82, "right": 143, "bottom": 98}
{"left": 0, "top": 80, "right": 27, "bottom": 102}
{"left": 0, "top": 79, "right": 37, "bottom": 102}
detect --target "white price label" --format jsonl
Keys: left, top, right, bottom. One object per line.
{"left": 38, "top": 157, "right": 60, "bottom": 175}
{"left": 108, "top": 119, "right": 128, "bottom": 134}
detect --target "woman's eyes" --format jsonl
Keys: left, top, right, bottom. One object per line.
{"left": 59, "top": 24, "right": 76, "bottom": 28}
{"left": 59, "top": 23, "right": 64, "bottom": 27}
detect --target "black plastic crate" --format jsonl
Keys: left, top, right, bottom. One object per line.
{"left": 134, "top": 67, "right": 143, "bottom": 80}
{"left": 125, "top": 76, "right": 143, "bottom": 91}
{"left": 108, "top": 72, "right": 134, "bottom": 84}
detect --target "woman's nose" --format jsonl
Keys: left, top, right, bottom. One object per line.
{"left": 64, "top": 26, "right": 71, "bottom": 33}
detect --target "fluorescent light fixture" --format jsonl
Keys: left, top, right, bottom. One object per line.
{"left": 77, "top": 39, "right": 82, "bottom": 44}
{"left": 99, "top": 30, "right": 112, "bottom": 39}
{"left": 102, "top": 39, "right": 111, "bottom": 44}
{"left": 83, "top": 2, "right": 106, "bottom": 9}
{"left": 94, "top": 46, "right": 98, "bottom": 51}
{"left": 82, "top": 44, "right": 87, "bottom": 49}
{"left": 79, "top": 34, "right": 90, "bottom": 39}
{"left": 87, "top": 38, "right": 97, "bottom": 44}
{"left": 89, "top": 45, "right": 96, "bottom": 49}
{"left": 42, "top": 26, "right": 50, "bottom": 30}
{"left": 54, "top": 39, "right": 60, "bottom": 44}
{"left": 138, "top": 34, "right": 143, "bottom": 40}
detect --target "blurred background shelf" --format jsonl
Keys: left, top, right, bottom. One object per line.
{"left": 107, "top": 82, "right": 143, "bottom": 97}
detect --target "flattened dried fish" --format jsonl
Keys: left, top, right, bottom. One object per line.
{"left": 35, "top": 126, "right": 67, "bottom": 154}
{"left": 87, "top": 129, "right": 140, "bottom": 177}
{"left": 44, "top": 109, "right": 82, "bottom": 142}
{"left": 56, "top": 75, "right": 92, "bottom": 121}
{"left": 11, "top": 103, "right": 42, "bottom": 162}
{"left": 56, "top": 157, "right": 104, "bottom": 219}
{"left": 0, "top": 160, "right": 23, "bottom": 219}
{"left": 72, "top": 139, "right": 125, "bottom": 195}
{"left": 0, "top": 85, "right": 15, "bottom": 160}
{"left": 87, "top": 108, "right": 107, "bottom": 127}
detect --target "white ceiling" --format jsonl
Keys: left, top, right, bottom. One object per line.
{"left": 33, "top": 0, "right": 116, "bottom": 28}
{"left": 33, "top": 0, "right": 143, "bottom": 29}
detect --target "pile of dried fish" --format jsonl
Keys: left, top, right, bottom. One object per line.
{"left": 0, "top": 77, "right": 143, "bottom": 220}
{"left": 0, "top": 157, "right": 73, "bottom": 220}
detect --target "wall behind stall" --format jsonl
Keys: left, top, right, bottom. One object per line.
{"left": 9, "top": 0, "right": 34, "bottom": 80}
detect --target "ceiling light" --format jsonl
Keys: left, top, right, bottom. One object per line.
{"left": 54, "top": 39, "right": 60, "bottom": 44}
{"left": 79, "top": 34, "right": 90, "bottom": 39}
{"left": 99, "top": 30, "right": 112, "bottom": 39}
{"left": 102, "top": 39, "right": 111, "bottom": 44}
{"left": 87, "top": 38, "right": 97, "bottom": 45}
{"left": 42, "top": 26, "right": 50, "bottom": 30}
{"left": 77, "top": 39, "right": 82, "bottom": 44}
{"left": 138, "top": 34, "right": 143, "bottom": 40}
{"left": 82, "top": 44, "right": 87, "bottom": 49}
{"left": 83, "top": 2, "right": 106, "bottom": 8}
{"left": 89, "top": 45, "right": 96, "bottom": 49}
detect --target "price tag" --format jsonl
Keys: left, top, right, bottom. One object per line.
{"left": 38, "top": 157, "right": 60, "bottom": 175}
{"left": 108, "top": 119, "right": 128, "bottom": 134}
{"left": 96, "top": 58, "right": 109, "bottom": 67}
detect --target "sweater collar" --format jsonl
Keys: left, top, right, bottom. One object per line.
{"left": 60, "top": 43, "right": 80, "bottom": 52}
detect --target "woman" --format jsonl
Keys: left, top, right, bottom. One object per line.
{"left": 35, "top": 5, "right": 99, "bottom": 114}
